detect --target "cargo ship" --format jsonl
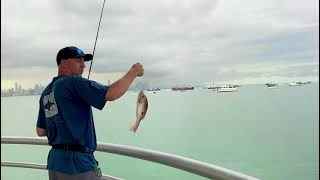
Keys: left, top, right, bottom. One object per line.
{"left": 172, "top": 87, "right": 194, "bottom": 91}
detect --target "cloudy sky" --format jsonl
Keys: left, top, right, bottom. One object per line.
{"left": 1, "top": 0, "right": 319, "bottom": 89}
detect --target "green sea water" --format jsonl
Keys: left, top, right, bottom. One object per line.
{"left": 1, "top": 83, "right": 319, "bottom": 180}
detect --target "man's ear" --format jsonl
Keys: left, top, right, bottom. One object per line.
{"left": 60, "top": 59, "right": 68, "bottom": 67}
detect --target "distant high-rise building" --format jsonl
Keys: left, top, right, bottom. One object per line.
{"left": 15, "top": 82, "right": 18, "bottom": 92}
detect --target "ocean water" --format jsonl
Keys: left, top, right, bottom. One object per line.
{"left": 1, "top": 83, "right": 319, "bottom": 180}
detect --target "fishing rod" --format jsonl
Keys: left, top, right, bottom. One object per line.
{"left": 88, "top": 0, "right": 107, "bottom": 79}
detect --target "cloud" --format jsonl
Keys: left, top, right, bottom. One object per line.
{"left": 1, "top": 0, "right": 319, "bottom": 89}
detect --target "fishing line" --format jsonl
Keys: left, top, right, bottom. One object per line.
{"left": 88, "top": 0, "right": 107, "bottom": 79}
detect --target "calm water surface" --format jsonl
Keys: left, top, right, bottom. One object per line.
{"left": 1, "top": 83, "right": 319, "bottom": 180}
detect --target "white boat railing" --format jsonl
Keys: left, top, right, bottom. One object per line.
{"left": 1, "top": 136, "right": 260, "bottom": 180}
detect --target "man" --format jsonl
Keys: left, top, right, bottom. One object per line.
{"left": 36, "top": 46, "right": 144, "bottom": 180}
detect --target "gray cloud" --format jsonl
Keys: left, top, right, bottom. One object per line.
{"left": 1, "top": 0, "right": 319, "bottom": 88}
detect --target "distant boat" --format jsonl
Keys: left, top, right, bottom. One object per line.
{"left": 265, "top": 83, "right": 279, "bottom": 89}
{"left": 302, "top": 81, "right": 312, "bottom": 85}
{"left": 147, "top": 88, "right": 161, "bottom": 91}
{"left": 172, "top": 87, "right": 194, "bottom": 91}
{"left": 208, "top": 86, "right": 218, "bottom": 90}
{"left": 217, "top": 85, "right": 238, "bottom": 92}
{"left": 207, "top": 83, "right": 217, "bottom": 90}
{"left": 289, "top": 82, "right": 303, "bottom": 86}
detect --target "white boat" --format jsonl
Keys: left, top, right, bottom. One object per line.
{"left": 289, "top": 82, "right": 302, "bottom": 86}
{"left": 217, "top": 85, "right": 238, "bottom": 92}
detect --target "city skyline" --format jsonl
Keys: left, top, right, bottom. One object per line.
{"left": 1, "top": 81, "right": 45, "bottom": 97}
{"left": 2, "top": 78, "right": 317, "bottom": 92}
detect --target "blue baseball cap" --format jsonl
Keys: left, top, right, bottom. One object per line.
{"left": 56, "top": 46, "right": 93, "bottom": 65}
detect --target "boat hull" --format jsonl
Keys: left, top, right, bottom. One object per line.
{"left": 217, "top": 88, "right": 238, "bottom": 92}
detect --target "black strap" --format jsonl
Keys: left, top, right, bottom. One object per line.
{"left": 51, "top": 144, "right": 93, "bottom": 154}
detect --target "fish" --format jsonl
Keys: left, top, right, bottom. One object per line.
{"left": 129, "top": 90, "right": 148, "bottom": 133}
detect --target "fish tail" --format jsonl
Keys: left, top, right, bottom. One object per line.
{"left": 129, "top": 121, "right": 140, "bottom": 133}
{"left": 129, "top": 123, "right": 136, "bottom": 132}
{"left": 129, "top": 122, "right": 138, "bottom": 132}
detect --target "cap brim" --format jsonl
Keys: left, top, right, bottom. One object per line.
{"left": 75, "top": 54, "right": 93, "bottom": 61}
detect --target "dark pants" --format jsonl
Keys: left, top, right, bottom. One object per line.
{"left": 48, "top": 168, "right": 103, "bottom": 180}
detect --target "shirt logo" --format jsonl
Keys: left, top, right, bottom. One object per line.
{"left": 43, "top": 92, "right": 58, "bottom": 118}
